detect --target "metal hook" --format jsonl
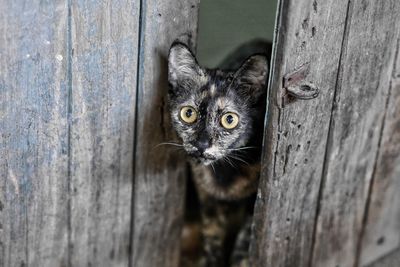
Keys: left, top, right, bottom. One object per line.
{"left": 280, "top": 63, "right": 320, "bottom": 106}
{"left": 285, "top": 82, "right": 319, "bottom": 100}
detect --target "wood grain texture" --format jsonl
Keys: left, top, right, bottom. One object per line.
{"left": 359, "top": 36, "right": 400, "bottom": 266}
{"left": 69, "top": 0, "right": 139, "bottom": 266}
{"left": 130, "top": 0, "right": 200, "bottom": 266}
{"left": 311, "top": 1, "right": 400, "bottom": 266}
{"left": 0, "top": 1, "right": 70, "bottom": 266}
{"left": 0, "top": 0, "right": 201, "bottom": 266}
{"left": 366, "top": 248, "right": 400, "bottom": 267}
{"left": 250, "top": 0, "right": 349, "bottom": 266}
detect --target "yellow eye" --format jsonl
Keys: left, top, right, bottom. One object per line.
{"left": 180, "top": 106, "right": 198, "bottom": 123}
{"left": 221, "top": 112, "right": 239, "bottom": 129}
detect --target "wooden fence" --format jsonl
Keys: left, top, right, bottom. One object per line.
{"left": 0, "top": 0, "right": 399, "bottom": 267}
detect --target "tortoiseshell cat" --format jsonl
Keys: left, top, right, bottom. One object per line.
{"left": 167, "top": 41, "right": 269, "bottom": 267}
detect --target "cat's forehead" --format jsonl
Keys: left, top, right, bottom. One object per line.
{"left": 174, "top": 68, "right": 243, "bottom": 112}
{"left": 181, "top": 91, "right": 236, "bottom": 110}
{"left": 186, "top": 81, "right": 238, "bottom": 112}
{"left": 199, "top": 71, "right": 234, "bottom": 100}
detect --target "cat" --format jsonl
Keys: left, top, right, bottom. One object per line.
{"left": 167, "top": 41, "right": 269, "bottom": 267}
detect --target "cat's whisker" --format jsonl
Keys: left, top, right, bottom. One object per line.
{"left": 210, "top": 162, "right": 216, "bottom": 173}
{"left": 230, "top": 150, "right": 251, "bottom": 157}
{"left": 227, "top": 154, "right": 250, "bottom": 165}
{"left": 228, "top": 146, "right": 257, "bottom": 152}
{"left": 227, "top": 151, "right": 254, "bottom": 158}
{"left": 222, "top": 157, "right": 233, "bottom": 168}
{"left": 230, "top": 150, "right": 250, "bottom": 157}
{"left": 153, "top": 142, "right": 183, "bottom": 150}
{"left": 230, "top": 153, "right": 249, "bottom": 161}
{"left": 222, "top": 156, "right": 239, "bottom": 170}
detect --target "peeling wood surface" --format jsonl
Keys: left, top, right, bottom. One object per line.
{"left": 68, "top": 1, "right": 139, "bottom": 266}
{"left": 367, "top": 248, "right": 400, "bottom": 267}
{"left": 250, "top": 0, "right": 350, "bottom": 266}
{"left": 360, "top": 36, "right": 400, "bottom": 266}
{"left": 130, "top": 0, "right": 200, "bottom": 267}
{"left": 0, "top": 0, "right": 200, "bottom": 266}
{"left": 311, "top": 1, "right": 400, "bottom": 266}
{"left": 313, "top": 0, "right": 400, "bottom": 267}
{"left": 252, "top": 0, "right": 400, "bottom": 266}
{"left": 0, "top": 1, "right": 70, "bottom": 266}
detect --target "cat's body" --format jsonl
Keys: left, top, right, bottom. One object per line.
{"left": 168, "top": 41, "right": 269, "bottom": 267}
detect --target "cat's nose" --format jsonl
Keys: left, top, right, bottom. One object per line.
{"left": 196, "top": 140, "right": 210, "bottom": 153}
{"left": 195, "top": 136, "right": 211, "bottom": 154}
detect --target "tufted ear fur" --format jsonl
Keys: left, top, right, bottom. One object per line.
{"left": 168, "top": 42, "right": 206, "bottom": 90}
{"left": 232, "top": 55, "right": 268, "bottom": 102}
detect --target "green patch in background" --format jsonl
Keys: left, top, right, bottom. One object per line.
{"left": 197, "top": 0, "right": 277, "bottom": 68}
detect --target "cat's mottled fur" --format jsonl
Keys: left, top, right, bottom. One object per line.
{"left": 168, "top": 41, "right": 268, "bottom": 267}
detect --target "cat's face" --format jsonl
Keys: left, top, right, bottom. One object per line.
{"left": 167, "top": 42, "right": 268, "bottom": 165}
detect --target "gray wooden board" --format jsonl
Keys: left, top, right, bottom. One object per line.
{"left": 360, "top": 35, "right": 400, "bottom": 266}
{"left": 311, "top": 1, "right": 400, "bottom": 266}
{"left": 250, "top": 0, "right": 350, "bottom": 266}
{"left": 367, "top": 248, "right": 400, "bottom": 267}
{"left": 130, "top": 0, "right": 200, "bottom": 266}
{"left": 69, "top": 0, "right": 139, "bottom": 266}
{"left": 0, "top": 1, "right": 70, "bottom": 266}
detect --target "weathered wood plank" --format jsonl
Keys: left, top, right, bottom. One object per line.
{"left": 0, "top": 1, "right": 69, "bottom": 266}
{"left": 359, "top": 36, "right": 400, "bottom": 266}
{"left": 69, "top": 0, "right": 139, "bottom": 266}
{"left": 366, "top": 248, "right": 400, "bottom": 267}
{"left": 250, "top": 0, "right": 349, "bottom": 266}
{"left": 130, "top": 0, "right": 200, "bottom": 266}
{"left": 311, "top": 1, "right": 400, "bottom": 266}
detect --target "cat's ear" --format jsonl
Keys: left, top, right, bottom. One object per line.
{"left": 232, "top": 55, "right": 268, "bottom": 101}
{"left": 168, "top": 42, "right": 205, "bottom": 89}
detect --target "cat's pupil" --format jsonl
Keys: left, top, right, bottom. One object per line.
{"left": 186, "top": 109, "right": 193, "bottom": 118}
{"left": 226, "top": 115, "right": 234, "bottom": 124}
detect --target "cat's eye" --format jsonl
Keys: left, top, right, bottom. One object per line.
{"left": 180, "top": 106, "right": 198, "bottom": 123}
{"left": 221, "top": 112, "right": 239, "bottom": 129}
